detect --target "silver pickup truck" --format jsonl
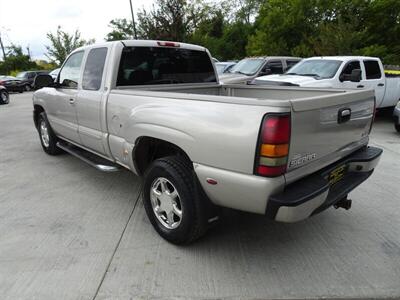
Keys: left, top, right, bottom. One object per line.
{"left": 33, "top": 40, "right": 382, "bottom": 244}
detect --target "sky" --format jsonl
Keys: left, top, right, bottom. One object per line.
{"left": 0, "top": 0, "right": 152, "bottom": 60}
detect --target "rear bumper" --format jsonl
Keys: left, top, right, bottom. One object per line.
{"left": 266, "top": 146, "right": 382, "bottom": 222}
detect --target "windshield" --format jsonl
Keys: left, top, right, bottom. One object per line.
{"left": 286, "top": 60, "right": 342, "bottom": 79}
{"left": 229, "top": 58, "right": 264, "bottom": 76}
{"left": 16, "top": 72, "right": 27, "bottom": 79}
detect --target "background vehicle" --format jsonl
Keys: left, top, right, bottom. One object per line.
{"left": 33, "top": 40, "right": 381, "bottom": 244}
{"left": 0, "top": 76, "right": 25, "bottom": 93}
{"left": 16, "top": 70, "right": 49, "bottom": 91}
{"left": 49, "top": 68, "right": 60, "bottom": 80}
{"left": 254, "top": 56, "right": 400, "bottom": 108}
{"left": 219, "top": 56, "right": 301, "bottom": 84}
{"left": 394, "top": 101, "right": 400, "bottom": 132}
{"left": 0, "top": 85, "right": 9, "bottom": 104}
{"left": 215, "top": 62, "right": 236, "bottom": 75}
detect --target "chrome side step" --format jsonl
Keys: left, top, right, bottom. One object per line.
{"left": 56, "top": 141, "right": 121, "bottom": 172}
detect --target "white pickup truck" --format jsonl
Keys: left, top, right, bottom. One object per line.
{"left": 254, "top": 56, "right": 400, "bottom": 108}
{"left": 32, "top": 41, "right": 382, "bottom": 244}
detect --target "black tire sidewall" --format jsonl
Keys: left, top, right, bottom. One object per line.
{"left": 0, "top": 90, "right": 9, "bottom": 104}
{"left": 143, "top": 159, "right": 198, "bottom": 244}
{"left": 38, "top": 112, "right": 61, "bottom": 155}
{"left": 395, "top": 123, "right": 400, "bottom": 133}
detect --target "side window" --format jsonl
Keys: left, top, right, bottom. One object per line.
{"left": 59, "top": 51, "right": 84, "bottom": 88}
{"left": 364, "top": 60, "right": 382, "bottom": 79}
{"left": 82, "top": 48, "right": 108, "bottom": 91}
{"left": 286, "top": 59, "right": 300, "bottom": 70}
{"left": 265, "top": 60, "right": 284, "bottom": 74}
{"left": 340, "top": 61, "right": 361, "bottom": 81}
{"left": 28, "top": 73, "right": 36, "bottom": 79}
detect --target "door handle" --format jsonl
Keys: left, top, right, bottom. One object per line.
{"left": 338, "top": 108, "right": 351, "bottom": 124}
{"left": 69, "top": 98, "right": 75, "bottom": 104}
{"left": 377, "top": 83, "right": 384, "bottom": 87}
{"left": 357, "top": 85, "right": 364, "bottom": 88}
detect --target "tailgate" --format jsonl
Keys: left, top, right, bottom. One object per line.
{"left": 286, "top": 89, "right": 375, "bottom": 183}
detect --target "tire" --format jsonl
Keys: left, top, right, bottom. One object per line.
{"left": 25, "top": 84, "right": 31, "bottom": 92}
{"left": 37, "top": 112, "right": 62, "bottom": 155}
{"left": 143, "top": 156, "right": 208, "bottom": 244}
{"left": 0, "top": 90, "right": 9, "bottom": 105}
{"left": 395, "top": 123, "right": 400, "bottom": 133}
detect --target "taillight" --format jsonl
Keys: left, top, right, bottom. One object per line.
{"left": 255, "top": 114, "right": 291, "bottom": 177}
{"left": 157, "top": 41, "right": 180, "bottom": 47}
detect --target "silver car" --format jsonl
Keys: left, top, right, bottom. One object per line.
{"left": 219, "top": 56, "right": 301, "bottom": 84}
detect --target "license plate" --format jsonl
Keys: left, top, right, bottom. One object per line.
{"left": 328, "top": 165, "right": 347, "bottom": 185}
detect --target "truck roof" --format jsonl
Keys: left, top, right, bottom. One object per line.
{"left": 73, "top": 40, "right": 207, "bottom": 53}
{"left": 304, "top": 56, "right": 380, "bottom": 62}
{"left": 243, "top": 56, "right": 302, "bottom": 60}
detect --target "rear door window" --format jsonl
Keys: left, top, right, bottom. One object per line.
{"left": 117, "top": 46, "right": 216, "bottom": 86}
{"left": 363, "top": 60, "right": 382, "bottom": 79}
{"left": 82, "top": 47, "right": 108, "bottom": 90}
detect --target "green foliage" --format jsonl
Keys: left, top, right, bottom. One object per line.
{"left": 0, "top": 44, "right": 39, "bottom": 75}
{"left": 45, "top": 26, "right": 95, "bottom": 66}
{"left": 105, "top": 19, "right": 134, "bottom": 41}
{"left": 103, "top": 0, "right": 400, "bottom": 64}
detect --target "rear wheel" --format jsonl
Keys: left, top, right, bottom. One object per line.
{"left": 37, "top": 112, "right": 62, "bottom": 155}
{"left": 0, "top": 90, "right": 9, "bottom": 104}
{"left": 143, "top": 156, "right": 208, "bottom": 244}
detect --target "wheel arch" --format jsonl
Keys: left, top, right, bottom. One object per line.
{"left": 133, "top": 136, "right": 193, "bottom": 176}
{"left": 33, "top": 104, "right": 45, "bottom": 129}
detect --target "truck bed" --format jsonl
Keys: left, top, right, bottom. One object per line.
{"left": 110, "top": 84, "right": 375, "bottom": 183}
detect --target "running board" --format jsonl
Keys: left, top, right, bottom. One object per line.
{"left": 56, "top": 141, "right": 121, "bottom": 172}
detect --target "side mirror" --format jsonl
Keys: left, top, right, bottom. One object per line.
{"left": 350, "top": 69, "right": 362, "bottom": 82}
{"left": 259, "top": 68, "right": 272, "bottom": 76}
{"left": 34, "top": 74, "right": 55, "bottom": 90}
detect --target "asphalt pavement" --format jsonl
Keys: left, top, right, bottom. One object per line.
{"left": 0, "top": 92, "right": 399, "bottom": 300}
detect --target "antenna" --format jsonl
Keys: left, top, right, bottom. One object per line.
{"left": 129, "top": 0, "right": 138, "bottom": 39}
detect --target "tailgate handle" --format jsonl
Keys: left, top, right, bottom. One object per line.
{"left": 338, "top": 108, "right": 351, "bottom": 124}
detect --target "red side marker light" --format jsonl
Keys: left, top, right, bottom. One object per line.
{"left": 206, "top": 178, "right": 218, "bottom": 185}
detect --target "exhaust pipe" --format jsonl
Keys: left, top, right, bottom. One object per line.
{"left": 334, "top": 197, "right": 352, "bottom": 210}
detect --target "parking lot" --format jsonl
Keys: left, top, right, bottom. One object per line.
{"left": 0, "top": 92, "right": 399, "bottom": 300}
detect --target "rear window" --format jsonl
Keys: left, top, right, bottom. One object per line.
{"left": 363, "top": 60, "right": 382, "bottom": 79}
{"left": 117, "top": 46, "right": 216, "bottom": 86}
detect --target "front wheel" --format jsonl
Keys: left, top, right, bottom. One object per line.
{"left": 37, "top": 112, "right": 62, "bottom": 155}
{"left": 25, "top": 84, "right": 31, "bottom": 92}
{"left": 0, "top": 90, "right": 9, "bottom": 104}
{"left": 143, "top": 156, "right": 208, "bottom": 244}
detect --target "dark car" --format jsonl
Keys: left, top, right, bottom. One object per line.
{"left": 0, "top": 76, "right": 25, "bottom": 93}
{"left": 16, "top": 70, "right": 49, "bottom": 91}
{"left": 0, "top": 85, "right": 9, "bottom": 104}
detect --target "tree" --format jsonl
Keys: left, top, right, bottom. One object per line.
{"left": 45, "top": 26, "right": 94, "bottom": 65}
{"left": 137, "top": 0, "right": 209, "bottom": 41}
{"left": 105, "top": 19, "right": 134, "bottom": 41}
{"left": 0, "top": 44, "right": 38, "bottom": 75}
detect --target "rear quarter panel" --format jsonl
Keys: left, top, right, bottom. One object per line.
{"left": 106, "top": 91, "right": 287, "bottom": 174}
